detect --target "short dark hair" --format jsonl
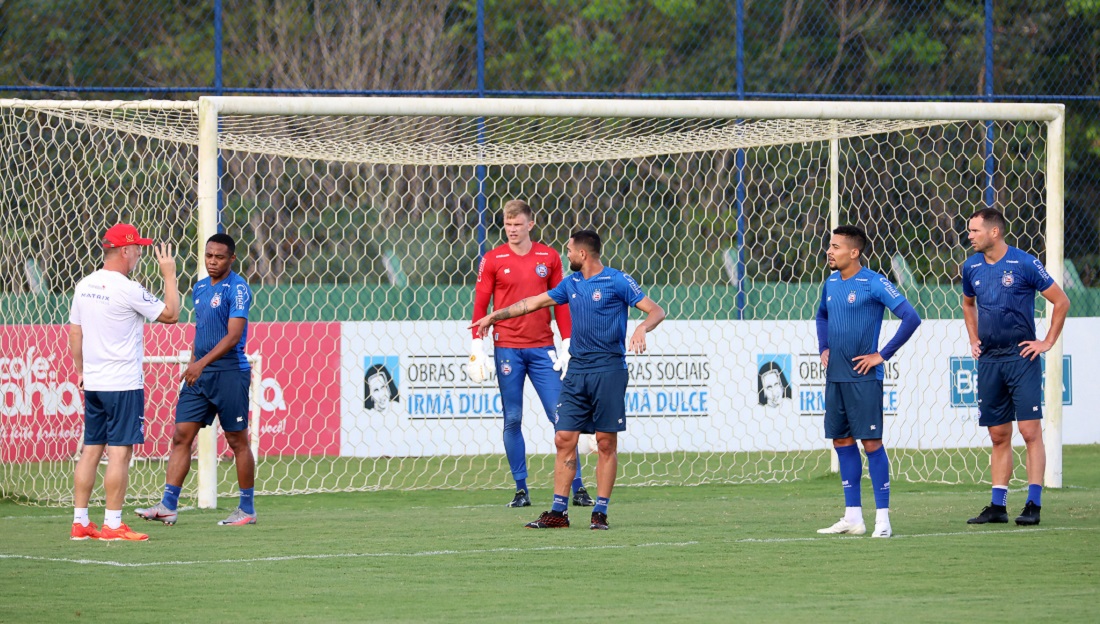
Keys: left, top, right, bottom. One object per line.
{"left": 832, "top": 225, "right": 869, "bottom": 256}
{"left": 207, "top": 233, "right": 236, "bottom": 255}
{"left": 570, "top": 229, "right": 601, "bottom": 256}
{"left": 971, "top": 208, "right": 1007, "bottom": 235}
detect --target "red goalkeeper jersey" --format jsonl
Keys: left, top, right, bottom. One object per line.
{"left": 471, "top": 242, "right": 571, "bottom": 348}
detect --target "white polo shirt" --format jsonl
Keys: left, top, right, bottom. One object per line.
{"left": 70, "top": 269, "right": 166, "bottom": 392}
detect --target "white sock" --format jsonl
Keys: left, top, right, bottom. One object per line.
{"left": 844, "top": 507, "right": 863, "bottom": 523}
{"left": 74, "top": 508, "right": 89, "bottom": 526}
{"left": 876, "top": 508, "right": 891, "bottom": 524}
{"left": 104, "top": 509, "right": 122, "bottom": 530}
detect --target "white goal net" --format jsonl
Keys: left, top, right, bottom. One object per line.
{"left": 0, "top": 97, "right": 1065, "bottom": 505}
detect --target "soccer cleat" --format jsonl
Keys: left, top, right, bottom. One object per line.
{"left": 525, "top": 510, "right": 569, "bottom": 529}
{"left": 967, "top": 505, "right": 1009, "bottom": 524}
{"left": 507, "top": 489, "right": 531, "bottom": 508}
{"left": 135, "top": 502, "right": 178, "bottom": 525}
{"left": 871, "top": 521, "right": 892, "bottom": 538}
{"left": 1015, "top": 501, "right": 1041, "bottom": 526}
{"left": 590, "top": 511, "right": 609, "bottom": 530}
{"left": 572, "top": 486, "right": 595, "bottom": 507}
{"left": 98, "top": 523, "right": 149, "bottom": 541}
{"left": 70, "top": 521, "right": 101, "bottom": 541}
{"left": 817, "top": 518, "right": 867, "bottom": 535}
{"left": 217, "top": 507, "right": 257, "bottom": 526}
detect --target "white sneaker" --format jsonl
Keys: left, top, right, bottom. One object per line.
{"left": 872, "top": 521, "right": 892, "bottom": 538}
{"left": 817, "top": 518, "right": 866, "bottom": 535}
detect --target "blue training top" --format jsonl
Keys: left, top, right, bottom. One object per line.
{"left": 192, "top": 271, "right": 252, "bottom": 372}
{"left": 816, "top": 267, "right": 917, "bottom": 383}
{"left": 547, "top": 267, "right": 645, "bottom": 374}
{"left": 961, "top": 246, "right": 1054, "bottom": 362}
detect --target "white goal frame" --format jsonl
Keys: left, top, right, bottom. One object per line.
{"left": 196, "top": 96, "right": 1065, "bottom": 487}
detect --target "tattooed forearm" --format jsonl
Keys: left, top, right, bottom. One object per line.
{"left": 492, "top": 298, "right": 529, "bottom": 322}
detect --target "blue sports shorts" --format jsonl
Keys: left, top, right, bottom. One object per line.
{"left": 977, "top": 357, "right": 1043, "bottom": 427}
{"left": 84, "top": 389, "right": 145, "bottom": 446}
{"left": 824, "top": 379, "right": 883, "bottom": 440}
{"left": 176, "top": 369, "right": 251, "bottom": 432}
{"left": 555, "top": 368, "right": 628, "bottom": 434}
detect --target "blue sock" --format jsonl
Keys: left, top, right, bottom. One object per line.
{"left": 835, "top": 444, "right": 863, "bottom": 508}
{"left": 594, "top": 497, "right": 609, "bottom": 515}
{"left": 1027, "top": 484, "right": 1043, "bottom": 507}
{"left": 516, "top": 478, "right": 528, "bottom": 493}
{"left": 551, "top": 494, "right": 569, "bottom": 513}
{"left": 162, "top": 484, "right": 182, "bottom": 511}
{"left": 991, "top": 486, "right": 1008, "bottom": 508}
{"left": 572, "top": 477, "right": 584, "bottom": 493}
{"left": 239, "top": 487, "right": 255, "bottom": 514}
{"left": 866, "top": 446, "right": 890, "bottom": 510}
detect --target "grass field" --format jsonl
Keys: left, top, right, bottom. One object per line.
{"left": 3, "top": 445, "right": 1098, "bottom": 623}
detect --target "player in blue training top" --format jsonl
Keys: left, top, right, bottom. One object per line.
{"left": 137, "top": 233, "right": 257, "bottom": 527}
{"left": 471, "top": 229, "right": 665, "bottom": 530}
{"left": 815, "top": 225, "right": 921, "bottom": 538}
{"left": 962, "top": 208, "right": 1069, "bottom": 527}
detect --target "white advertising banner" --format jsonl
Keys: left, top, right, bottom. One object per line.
{"left": 338, "top": 318, "right": 1097, "bottom": 457}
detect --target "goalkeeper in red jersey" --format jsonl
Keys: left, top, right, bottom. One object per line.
{"left": 468, "top": 199, "right": 593, "bottom": 508}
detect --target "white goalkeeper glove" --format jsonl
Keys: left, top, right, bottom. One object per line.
{"left": 552, "top": 338, "right": 571, "bottom": 380}
{"left": 467, "top": 338, "right": 491, "bottom": 383}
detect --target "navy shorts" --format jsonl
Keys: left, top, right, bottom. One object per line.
{"left": 977, "top": 357, "right": 1043, "bottom": 427}
{"left": 555, "top": 368, "right": 628, "bottom": 434}
{"left": 176, "top": 369, "right": 251, "bottom": 432}
{"left": 824, "top": 379, "right": 883, "bottom": 440}
{"left": 84, "top": 389, "right": 145, "bottom": 446}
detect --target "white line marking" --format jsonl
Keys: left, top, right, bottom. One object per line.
{"left": 0, "top": 541, "right": 699, "bottom": 568}
{"left": 3, "top": 526, "right": 1096, "bottom": 568}
{"left": 734, "top": 526, "right": 1097, "bottom": 543}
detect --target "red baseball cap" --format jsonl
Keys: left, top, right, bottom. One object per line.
{"left": 102, "top": 223, "right": 153, "bottom": 248}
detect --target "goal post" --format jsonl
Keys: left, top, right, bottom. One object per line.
{"left": 0, "top": 96, "right": 1066, "bottom": 505}
{"left": 198, "top": 95, "right": 1065, "bottom": 487}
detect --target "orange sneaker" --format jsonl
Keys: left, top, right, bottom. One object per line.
{"left": 98, "top": 522, "right": 149, "bottom": 541}
{"left": 70, "top": 521, "right": 101, "bottom": 540}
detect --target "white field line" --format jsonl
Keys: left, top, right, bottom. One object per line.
{"left": 1, "top": 526, "right": 1095, "bottom": 568}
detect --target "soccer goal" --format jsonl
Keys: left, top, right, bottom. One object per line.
{"left": 0, "top": 97, "right": 1065, "bottom": 505}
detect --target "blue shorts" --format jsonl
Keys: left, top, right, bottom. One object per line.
{"left": 176, "top": 369, "right": 251, "bottom": 432}
{"left": 84, "top": 389, "right": 145, "bottom": 446}
{"left": 977, "top": 357, "right": 1043, "bottom": 427}
{"left": 824, "top": 380, "right": 883, "bottom": 440}
{"left": 556, "top": 368, "right": 628, "bottom": 434}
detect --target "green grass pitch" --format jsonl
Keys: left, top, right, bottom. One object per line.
{"left": 3, "top": 445, "right": 1098, "bottom": 623}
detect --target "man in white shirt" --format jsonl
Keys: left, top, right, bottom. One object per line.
{"left": 68, "top": 223, "right": 180, "bottom": 542}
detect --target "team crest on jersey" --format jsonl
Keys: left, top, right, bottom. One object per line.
{"left": 500, "top": 362, "right": 513, "bottom": 376}
{"left": 592, "top": 288, "right": 602, "bottom": 302}
{"left": 534, "top": 263, "right": 549, "bottom": 278}
{"left": 210, "top": 293, "right": 222, "bottom": 308}
{"left": 1001, "top": 272, "right": 1015, "bottom": 287}
{"left": 846, "top": 291, "right": 856, "bottom": 304}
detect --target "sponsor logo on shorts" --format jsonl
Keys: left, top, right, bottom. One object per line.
{"left": 500, "top": 362, "right": 513, "bottom": 376}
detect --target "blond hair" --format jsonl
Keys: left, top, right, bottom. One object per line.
{"left": 502, "top": 199, "right": 533, "bottom": 220}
